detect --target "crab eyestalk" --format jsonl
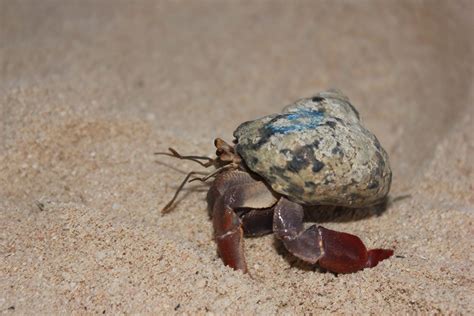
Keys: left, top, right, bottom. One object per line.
{"left": 214, "top": 138, "right": 242, "bottom": 165}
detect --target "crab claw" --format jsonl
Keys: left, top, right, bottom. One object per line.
{"left": 273, "top": 197, "right": 393, "bottom": 273}
{"left": 213, "top": 206, "right": 248, "bottom": 272}
{"left": 317, "top": 226, "right": 393, "bottom": 273}
{"left": 209, "top": 170, "right": 278, "bottom": 273}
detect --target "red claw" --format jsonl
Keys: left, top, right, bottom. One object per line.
{"left": 317, "top": 226, "right": 393, "bottom": 273}
{"left": 213, "top": 207, "right": 248, "bottom": 273}
{"left": 366, "top": 248, "right": 394, "bottom": 269}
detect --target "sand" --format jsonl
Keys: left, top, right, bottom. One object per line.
{"left": 1, "top": 0, "right": 473, "bottom": 314}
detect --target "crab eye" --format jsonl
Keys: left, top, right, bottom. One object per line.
{"left": 311, "top": 96, "right": 325, "bottom": 103}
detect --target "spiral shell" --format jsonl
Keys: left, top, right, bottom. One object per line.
{"left": 234, "top": 90, "right": 391, "bottom": 207}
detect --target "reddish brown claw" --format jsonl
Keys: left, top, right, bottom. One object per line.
{"left": 366, "top": 248, "right": 394, "bottom": 269}
{"left": 213, "top": 206, "right": 247, "bottom": 272}
{"left": 273, "top": 198, "right": 393, "bottom": 274}
{"left": 317, "top": 226, "right": 393, "bottom": 273}
{"left": 209, "top": 170, "right": 278, "bottom": 273}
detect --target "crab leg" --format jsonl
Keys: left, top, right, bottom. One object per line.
{"left": 241, "top": 208, "right": 274, "bottom": 237}
{"left": 210, "top": 170, "right": 277, "bottom": 272}
{"left": 273, "top": 198, "right": 393, "bottom": 273}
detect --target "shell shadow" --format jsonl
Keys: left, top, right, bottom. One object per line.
{"left": 303, "top": 198, "right": 390, "bottom": 223}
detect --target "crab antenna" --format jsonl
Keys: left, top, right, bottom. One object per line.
{"left": 155, "top": 148, "right": 215, "bottom": 167}
{"left": 189, "top": 164, "right": 235, "bottom": 183}
{"left": 161, "top": 171, "right": 203, "bottom": 214}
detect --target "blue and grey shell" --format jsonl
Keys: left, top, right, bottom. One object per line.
{"left": 234, "top": 90, "right": 391, "bottom": 207}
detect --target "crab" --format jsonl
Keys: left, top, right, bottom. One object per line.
{"left": 157, "top": 90, "right": 393, "bottom": 274}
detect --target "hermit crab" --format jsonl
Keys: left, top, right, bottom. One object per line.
{"left": 157, "top": 90, "right": 393, "bottom": 274}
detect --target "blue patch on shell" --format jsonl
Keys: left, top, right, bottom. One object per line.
{"left": 266, "top": 108, "right": 325, "bottom": 135}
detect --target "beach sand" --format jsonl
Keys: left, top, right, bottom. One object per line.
{"left": 1, "top": 1, "right": 473, "bottom": 314}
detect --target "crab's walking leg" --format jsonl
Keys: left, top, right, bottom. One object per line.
{"left": 210, "top": 170, "right": 277, "bottom": 273}
{"left": 241, "top": 208, "right": 274, "bottom": 237}
{"left": 273, "top": 198, "right": 393, "bottom": 273}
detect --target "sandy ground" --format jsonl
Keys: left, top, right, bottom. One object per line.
{"left": 1, "top": 0, "right": 473, "bottom": 314}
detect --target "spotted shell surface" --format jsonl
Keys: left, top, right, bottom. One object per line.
{"left": 233, "top": 90, "right": 391, "bottom": 207}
